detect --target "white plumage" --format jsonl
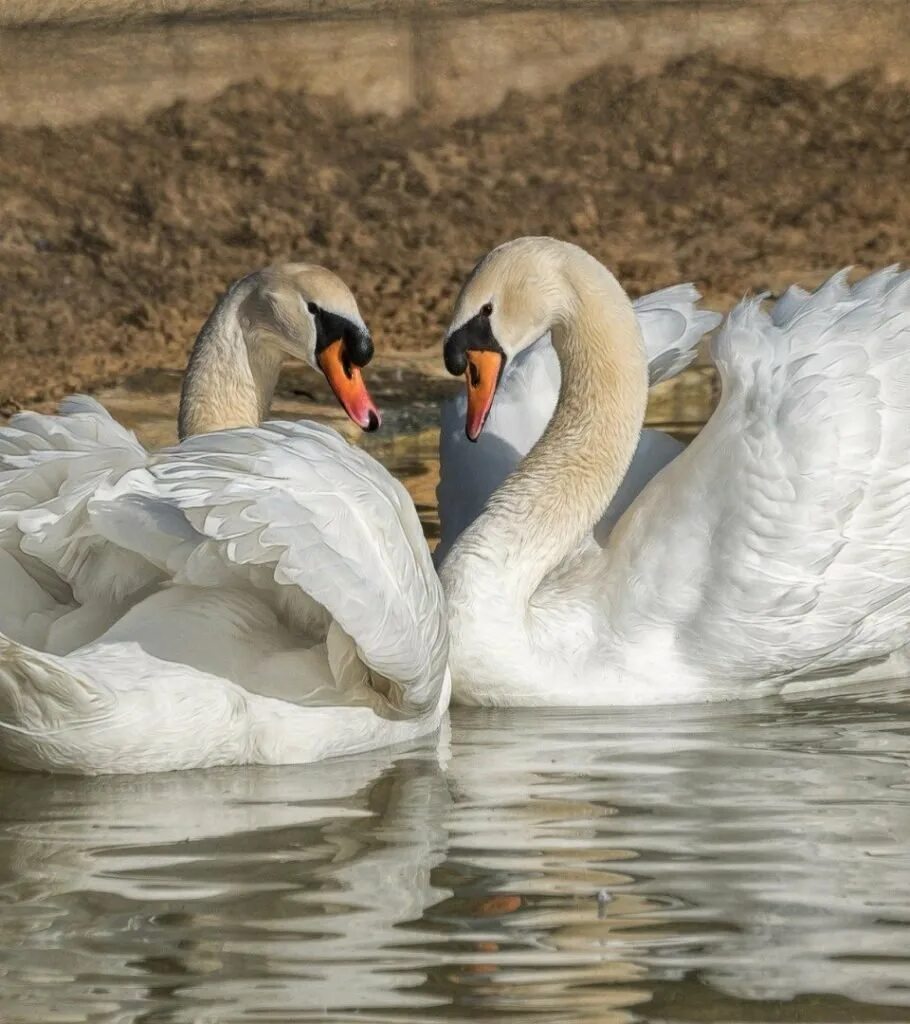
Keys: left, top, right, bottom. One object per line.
{"left": 0, "top": 406, "right": 449, "bottom": 773}
{"left": 611, "top": 266, "right": 910, "bottom": 690}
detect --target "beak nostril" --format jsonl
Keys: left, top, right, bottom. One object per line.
{"left": 342, "top": 349, "right": 354, "bottom": 381}
{"left": 462, "top": 348, "right": 504, "bottom": 442}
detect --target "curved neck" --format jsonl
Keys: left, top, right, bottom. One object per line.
{"left": 447, "top": 259, "right": 648, "bottom": 598}
{"left": 178, "top": 280, "right": 284, "bottom": 439}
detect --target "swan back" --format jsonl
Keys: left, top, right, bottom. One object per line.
{"left": 0, "top": 403, "right": 450, "bottom": 771}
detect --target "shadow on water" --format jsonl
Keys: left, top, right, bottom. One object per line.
{"left": 1, "top": 682, "right": 910, "bottom": 1022}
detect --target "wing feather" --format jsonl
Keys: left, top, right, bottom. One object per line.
{"left": 89, "top": 422, "right": 447, "bottom": 717}
{"left": 0, "top": 397, "right": 154, "bottom": 627}
{"left": 605, "top": 268, "right": 910, "bottom": 683}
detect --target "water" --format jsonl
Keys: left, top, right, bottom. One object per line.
{"left": 1, "top": 685, "right": 910, "bottom": 1023}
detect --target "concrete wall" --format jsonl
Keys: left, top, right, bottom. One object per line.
{"left": 1, "top": 0, "right": 908, "bottom": 126}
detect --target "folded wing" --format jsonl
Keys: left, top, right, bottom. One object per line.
{"left": 90, "top": 421, "right": 448, "bottom": 717}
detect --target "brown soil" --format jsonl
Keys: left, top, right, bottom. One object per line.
{"left": 1, "top": 54, "right": 908, "bottom": 415}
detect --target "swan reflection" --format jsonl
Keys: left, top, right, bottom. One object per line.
{"left": 1, "top": 684, "right": 909, "bottom": 1021}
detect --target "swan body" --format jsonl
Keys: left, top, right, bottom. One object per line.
{"left": 0, "top": 267, "right": 448, "bottom": 773}
{"left": 440, "top": 238, "right": 910, "bottom": 706}
{"left": 435, "top": 285, "right": 720, "bottom": 562}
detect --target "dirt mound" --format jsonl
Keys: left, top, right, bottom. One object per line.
{"left": 1, "top": 54, "right": 908, "bottom": 413}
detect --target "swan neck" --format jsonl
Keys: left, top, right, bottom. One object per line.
{"left": 455, "top": 262, "right": 648, "bottom": 597}
{"left": 178, "top": 280, "right": 283, "bottom": 439}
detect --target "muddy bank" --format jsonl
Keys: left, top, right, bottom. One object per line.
{"left": 1, "top": 54, "right": 909, "bottom": 415}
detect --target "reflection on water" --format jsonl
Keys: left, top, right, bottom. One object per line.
{"left": 2, "top": 684, "right": 910, "bottom": 1022}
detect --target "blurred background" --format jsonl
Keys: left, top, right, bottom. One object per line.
{"left": 1, "top": 0, "right": 908, "bottom": 449}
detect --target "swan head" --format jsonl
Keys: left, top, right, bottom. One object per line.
{"left": 240, "top": 264, "right": 380, "bottom": 431}
{"left": 443, "top": 237, "right": 575, "bottom": 440}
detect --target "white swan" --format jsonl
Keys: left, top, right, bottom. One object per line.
{"left": 0, "top": 265, "right": 449, "bottom": 773}
{"left": 439, "top": 237, "right": 910, "bottom": 705}
{"left": 435, "top": 284, "right": 720, "bottom": 563}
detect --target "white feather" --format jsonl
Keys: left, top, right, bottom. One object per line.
{"left": 0, "top": 408, "right": 449, "bottom": 774}
{"left": 610, "top": 267, "right": 910, "bottom": 688}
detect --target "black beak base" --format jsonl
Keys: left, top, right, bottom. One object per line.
{"left": 444, "top": 311, "right": 505, "bottom": 376}
{"left": 313, "top": 307, "right": 374, "bottom": 367}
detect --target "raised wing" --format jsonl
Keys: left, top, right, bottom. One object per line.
{"left": 89, "top": 421, "right": 448, "bottom": 717}
{"left": 604, "top": 268, "right": 910, "bottom": 684}
{"left": 0, "top": 397, "right": 154, "bottom": 647}
{"left": 635, "top": 283, "right": 722, "bottom": 385}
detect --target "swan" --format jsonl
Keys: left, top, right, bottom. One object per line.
{"left": 435, "top": 284, "right": 721, "bottom": 563}
{"left": 439, "top": 237, "right": 910, "bottom": 706}
{"left": 0, "top": 264, "right": 449, "bottom": 773}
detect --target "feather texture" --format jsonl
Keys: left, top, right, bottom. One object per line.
{"left": 440, "top": 243, "right": 910, "bottom": 705}
{"left": 0, "top": 408, "right": 448, "bottom": 773}
{"left": 609, "top": 267, "right": 910, "bottom": 689}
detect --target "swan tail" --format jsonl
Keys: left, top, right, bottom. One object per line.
{"left": 0, "top": 633, "right": 117, "bottom": 773}
{"left": 0, "top": 633, "right": 259, "bottom": 775}
{"left": 0, "top": 630, "right": 448, "bottom": 775}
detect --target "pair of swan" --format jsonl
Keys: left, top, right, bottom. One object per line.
{"left": 0, "top": 239, "right": 908, "bottom": 772}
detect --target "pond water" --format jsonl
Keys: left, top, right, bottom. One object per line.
{"left": 1, "top": 685, "right": 909, "bottom": 1023}
{"left": 3, "top": 389, "right": 910, "bottom": 1022}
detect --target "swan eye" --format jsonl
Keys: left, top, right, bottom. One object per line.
{"left": 307, "top": 301, "right": 318, "bottom": 315}
{"left": 480, "top": 302, "right": 493, "bottom": 318}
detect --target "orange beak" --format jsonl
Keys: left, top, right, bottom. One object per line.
{"left": 464, "top": 349, "right": 504, "bottom": 441}
{"left": 317, "top": 339, "right": 381, "bottom": 432}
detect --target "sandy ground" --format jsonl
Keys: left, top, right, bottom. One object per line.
{"left": 1, "top": 54, "right": 909, "bottom": 416}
